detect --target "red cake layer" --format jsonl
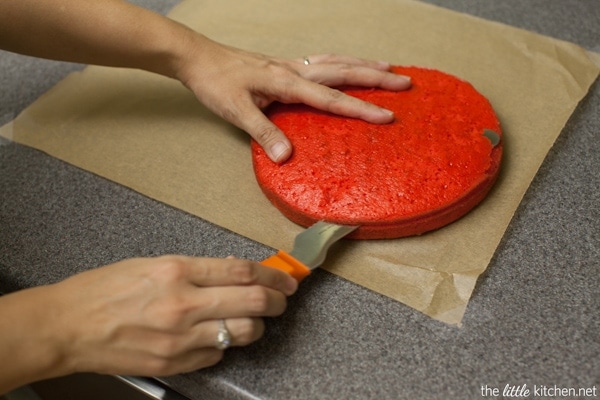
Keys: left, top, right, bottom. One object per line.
{"left": 252, "top": 66, "right": 503, "bottom": 239}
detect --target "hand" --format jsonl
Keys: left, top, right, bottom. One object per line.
{"left": 175, "top": 37, "right": 412, "bottom": 163}
{"left": 0, "top": 255, "right": 297, "bottom": 392}
{"left": 58, "top": 255, "right": 297, "bottom": 375}
{"left": 1, "top": 0, "right": 410, "bottom": 164}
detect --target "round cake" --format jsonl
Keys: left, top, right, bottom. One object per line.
{"left": 252, "top": 66, "right": 503, "bottom": 239}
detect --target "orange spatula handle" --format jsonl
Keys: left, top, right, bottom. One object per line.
{"left": 261, "top": 250, "right": 311, "bottom": 282}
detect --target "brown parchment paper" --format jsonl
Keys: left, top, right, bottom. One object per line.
{"left": 2, "top": 0, "right": 598, "bottom": 325}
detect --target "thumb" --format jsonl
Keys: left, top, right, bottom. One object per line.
{"left": 244, "top": 112, "right": 292, "bottom": 163}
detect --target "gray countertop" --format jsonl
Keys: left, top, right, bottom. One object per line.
{"left": 1, "top": 1, "right": 598, "bottom": 399}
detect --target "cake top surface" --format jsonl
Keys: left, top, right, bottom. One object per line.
{"left": 252, "top": 66, "right": 502, "bottom": 225}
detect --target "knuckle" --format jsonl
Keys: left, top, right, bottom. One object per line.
{"left": 202, "top": 349, "right": 224, "bottom": 368}
{"left": 148, "top": 349, "right": 224, "bottom": 376}
{"left": 245, "top": 286, "right": 271, "bottom": 314}
{"left": 152, "top": 256, "right": 190, "bottom": 282}
{"left": 321, "top": 53, "right": 339, "bottom": 62}
{"left": 219, "top": 99, "right": 244, "bottom": 124}
{"left": 151, "top": 293, "right": 210, "bottom": 329}
{"left": 156, "top": 298, "right": 189, "bottom": 327}
{"left": 267, "top": 60, "right": 297, "bottom": 79}
{"left": 321, "top": 88, "right": 350, "bottom": 114}
{"left": 337, "top": 63, "right": 354, "bottom": 75}
{"left": 235, "top": 318, "right": 264, "bottom": 345}
{"left": 229, "top": 261, "right": 259, "bottom": 285}
{"left": 146, "top": 357, "right": 177, "bottom": 376}
{"left": 152, "top": 336, "right": 183, "bottom": 359}
{"left": 266, "top": 63, "right": 301, "bottom": 94}
{"left": 326, "top": 88, "right": 346, "bottom": 102}
{"left": 253, "top": 124, "right": 281, "bottom": 146}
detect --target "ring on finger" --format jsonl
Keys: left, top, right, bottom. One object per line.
{"left": 303, "top": 56, "right": 311, "bottom": 65}
{"left": 215, "top": 319, "right": 232, "bottom": 350}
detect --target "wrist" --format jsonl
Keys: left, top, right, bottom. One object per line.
{"left": 0, "top": 285, "right": 73, "bottom": 393}
{"left": 166, "top": 28, "right": 216, "bottom": 88}
{"left": 138, "top": 18, "right": 202, "bottom": 80}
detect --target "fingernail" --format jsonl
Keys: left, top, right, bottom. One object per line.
{"left": 388, "top": 75, "right": 411, "bottom": 91}
{"left": 377, "top": 61, "right": 391, "bottom": 69}
{"left": 380, "top": 108, "right": 395, "bottom": 117}
{"left": 270, "top": 141, "right": 289, "bottom": 162}
{"left": 285, "top": 276, "right": 299, "bottom": 295}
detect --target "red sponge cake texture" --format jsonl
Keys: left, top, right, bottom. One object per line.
{"left": 252, "top": 66, "right": 503, "bottom": 239}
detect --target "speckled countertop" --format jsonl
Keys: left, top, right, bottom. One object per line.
{"left": 1, "top": 1, "right": 598, "bottom": 399}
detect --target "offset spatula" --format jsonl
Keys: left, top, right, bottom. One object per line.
{"left": 260, "top": 221, "right": 358, "bottom": 282}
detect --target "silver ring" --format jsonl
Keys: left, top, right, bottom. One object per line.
{"left": 303, "top": 56, "right": 311, "bottom": 65}
{"left": 215, "top": 319, "right": 232, "bottom": 350}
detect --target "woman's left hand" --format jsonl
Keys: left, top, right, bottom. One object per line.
{"left": 175, "top": 36, "right": 412, "bottom": 163}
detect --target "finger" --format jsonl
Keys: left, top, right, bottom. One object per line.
{"left": 230, "top": 95, "right": 292, "bottom": 163}
{"left": 211, "top": 90, "right": 292, "bottom": 163}
{"left": 210, "top": 317, "right": 265, "bottom": 348}
{"left": 301, "top": 64, "right": 411, "bottom": 91}
{"left": 193, "top": 284, "right": 289, "bottom": 319}
{"left": 155, "top": 318, "right": 264, "bottom": 354}
{"left": 187, "top": 318, "right": 265, "bottom": 349}
{"left": 185, "top": 257, "right": 298, "bottom": 296}
{"left": 172, "top": 347, "right": 224, "bottom": 373}
{"left": 290, "top": 80, "right": 397, "bottom": 124}
{"left": 240, "top": 108, "right": 292, "bottom": 163}
{"left": 149, "top": 347, "right": 224, "bottom": 376}
{"left": 295, "top": 54, "right": 392, "bottom": 71}
{"left": 147, "top": 318, "right": 264, "bottom": 375}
